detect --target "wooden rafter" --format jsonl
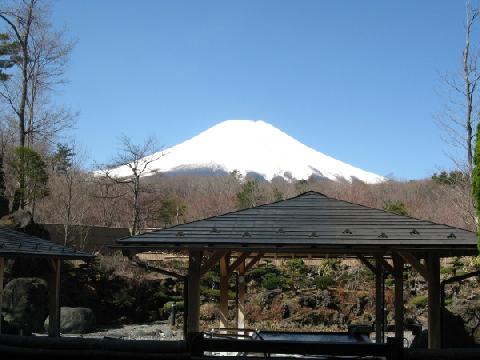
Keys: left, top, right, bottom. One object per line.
{"left": 381, "top": 259, "right": 394, "bottom": 275}
{"left": 400, "top": 252, "right": 427, "bottom": 279}
{"left": 200, "top": 250, "right": 229, "bottom": 276}
{"left": 357, "top": 255, "right": 376, "bottom": 273}
{"left": 244, "top": 253, "right": 264, "bottom": 272}
{"left": 228, "top": 252, "right": 251, "bottom": 276}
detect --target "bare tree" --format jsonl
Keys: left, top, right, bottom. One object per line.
{"left": 101, "top": 135, "right": 163, "bottom": 235}
{"left": 0, "top": 0, "right": 75, "bottom": 208}
{"left": 53, "top": 143, "right": 89, "bottom": 245}
{"left": 88, "top": 177, "right": 126, "bottom": 227}
{"left": 437, "top": 1, "right": 480, "bottom": 177}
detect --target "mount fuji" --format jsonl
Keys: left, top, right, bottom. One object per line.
{"left": 108, "top": 120, "right": 385, "bottom": 184}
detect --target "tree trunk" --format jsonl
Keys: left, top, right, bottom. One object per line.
{"left": 17, "top": 3, "right": 34, "bottom": 209}
{"left": 131, "top": 176, "right": 140, "bottom": 235}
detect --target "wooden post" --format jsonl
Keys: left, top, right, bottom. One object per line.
{"left": 48, "top": 259, "right": 62, "bottom": 337}
{"left": 393, "top": 254, "right": 404, "bottom": 342}
{"left": 219, "top": 253, "right": 230, "bottom": 328}
{"left": 426, "top": 253, "right": 441, "bottom": 349}
{"left": 237, "top": 259, "right": 246, "bottom": 329}
{"left": 0, "top": 257, "right": 4, "bottom": 335}
{"left": 375, "top": 255, "right": 384, "bottom": 344}
{"left": 187, "top": 250, "right": 202, "bottom": 336}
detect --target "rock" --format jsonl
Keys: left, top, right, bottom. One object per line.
{"left": 2, "top": 277, "right": 48, "bottom": 335}
{"left": 0, "top": 210, "right": 49, "bottom": 238}
{"left": 281, "top": 304, "right": 290, "bottom": 319}
{"left": 353, "top": 295, "right": 368, "bottom": 316}
{"left": 299, "top": 295, "right": 316, "bottom": 308}
{"left": 44, "top": 307, "right": 96, "bottom": 334}
{"left": 294, "top": 310, "right": 335, "bottom": 326}
{"left": 410, "top": 310, "right": 475, "bottom": 348}
{"left": 317, "top": 290, "right": 338, "bottom": 310}
{"left": 261, "top": 289, "right": 282, "bottom": 308}
{"left": 449, "top": 298, "right": 480, "bottom": 343}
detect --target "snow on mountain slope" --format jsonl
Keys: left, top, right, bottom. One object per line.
{"left": 107, "top": 120, "right": 385, "bottom": 184}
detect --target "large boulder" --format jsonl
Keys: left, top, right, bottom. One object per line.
{"left": 44, "top": 307, "right": 96, "bottom": 334}
{"left": 410, "top": 309, "right": 476, "bottom": 348}
{"left": 0, "top": 209, "right": 49, "bottom": 238}
{"left": 2, "top": 277, "right": 48, "bottom": 335}
{"left": 449, "top": 297, "right": 480, "bottom": 343}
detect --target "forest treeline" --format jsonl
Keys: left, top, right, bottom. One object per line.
{"left": 36, "top": 167, "right": 476, "bottom": 240}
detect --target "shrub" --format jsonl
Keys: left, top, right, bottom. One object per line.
{"left": 314, "top": 275, "right": 335, "bottom": 290}
{"left": 441, "top": 266, "right": 455, "bottom": 276}
{"left": 285, "top": 259, "right": 307, "bottom": 274}
{"left": 200, "top": 303, "right": 218, "bottom": 321}
{"left": 247, "top": 263, "right": 281, "bottom": 283}
{"left": 411, "top": 295, "right": 428, "bottom": 308}
{"left": 262, "top": 273, "right": 288, "bottom": 290}
{"left": 111, "top": 287, "right": 135, "bottom": 310}
{"left": 163, "top": 301, "right": 184, "bottom": 313}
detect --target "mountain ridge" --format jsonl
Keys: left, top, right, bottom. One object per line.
{"left": 108, "top": 120, "right": 385, "bottom": 184}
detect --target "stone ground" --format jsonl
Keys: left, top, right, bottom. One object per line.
{"left": 69, "top": 321, "right": 183, "bottom": 340}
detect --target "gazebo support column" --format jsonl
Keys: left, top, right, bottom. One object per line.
{"left": 187, "top": 250, "right": 202, "bottom": 337}
{"left": 375, "top": 255, "right": 385, "bottom": 344}
{"left": 219, "top": 253, "right": 231, "bottom": 328}
{"left": 426, "top": 253, "right": 441, "bottom": 349}
{"left": 237, "top": 260, "right": 246, "bottom": 329}
{"left": 393, "top": 254, "right": 404, "bottom": 341}
{"left": 48, "top": 259, "right": 62, "bottom": 337}
{"left": 0, "top": 257, "right": 4, "bottom": 335}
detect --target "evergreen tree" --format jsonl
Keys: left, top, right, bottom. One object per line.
{"left": 236, "top": 179, "right": 264, "bottom": 209}
{"left": 0, "top": 33, "right": 17, "bottom": 81}
{"left": 159, "top": 197, "right": 186, "bottom": 227}
{"left": 0, "top": 33, "right": 16, "bottom": 216}
{"left": 10, "top": 147, "right": 49, "bottom": 216}
{"left": 0, "top": 153, "right": 9, "bottom": 217}
{"left": 383, "top": 200, "right": 408, "bottom": 216}
{"left": 432, "top": 171, "right": 468, "bottom": 185}
{"left": 51, "top": 143, "right": 75, "bottom": 173}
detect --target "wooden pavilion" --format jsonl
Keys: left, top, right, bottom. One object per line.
{"left": 0, "top": 226, "right": 94, "bottom": 337}
{"left": 116, "top": 191, "right": 478, "bottom": 350}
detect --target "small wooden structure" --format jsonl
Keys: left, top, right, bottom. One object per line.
{"left": 117, "top": 191, "right": 478, "bottom": 350}
{"left": 0, "top": 227, "right": 94, "bottom": 337}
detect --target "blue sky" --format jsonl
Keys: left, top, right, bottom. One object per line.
{"left": 51, "top": 1, "right": 470, "bottom": 180}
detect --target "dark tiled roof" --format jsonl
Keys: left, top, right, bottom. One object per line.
{"left": 0, "top": 226, "right": 94, "bottom": 259}
{"left": 116, "top": 192, "right": 478, "bottom": 255}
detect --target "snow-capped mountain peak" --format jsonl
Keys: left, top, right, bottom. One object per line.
{"left": 107, "top": 120, "right": 385, "bottom": 184}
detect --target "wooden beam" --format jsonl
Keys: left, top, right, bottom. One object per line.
{"left": 426, "top": 253, "right": 441, "bottom": 349}
{"left": 200, "top": 250, "right": 228, "bottom": 277}
{"left": 393, "top": 254, "right": 404, "bottom": 341}
{"left": 244, "top": 253, "right": 264, "bottom": 272}
{"left": 375, "top": 255, "right": 384, "bottom": 344}
{"left": 48, "top": 259, "right": 61, "bottom": 337}
{"left": 381, "top": 259, "right": 394, "bottom": 275}
{"left": 219, "top": 253, "right": 231, "bottom": 328}
{"left": 237, "top": 260, "right": 246, "bottom": 329}
{"left": 0, "top": 257, "right": 4, "bottom": 335}
{"left": 228, "top": 252, "right": 251, "bottom": 276}
{"left": 358, "top": 255, "right": 376, "bottom": 273}
{"left": 400, "top": 252, "right": 428, "bottom": 279}
{"left": 187, "top": 250, "right": 202, "bottom": 336}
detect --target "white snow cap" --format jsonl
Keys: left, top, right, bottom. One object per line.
{"left": 108, "top": 119, "right": 385, "bottom": 184}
